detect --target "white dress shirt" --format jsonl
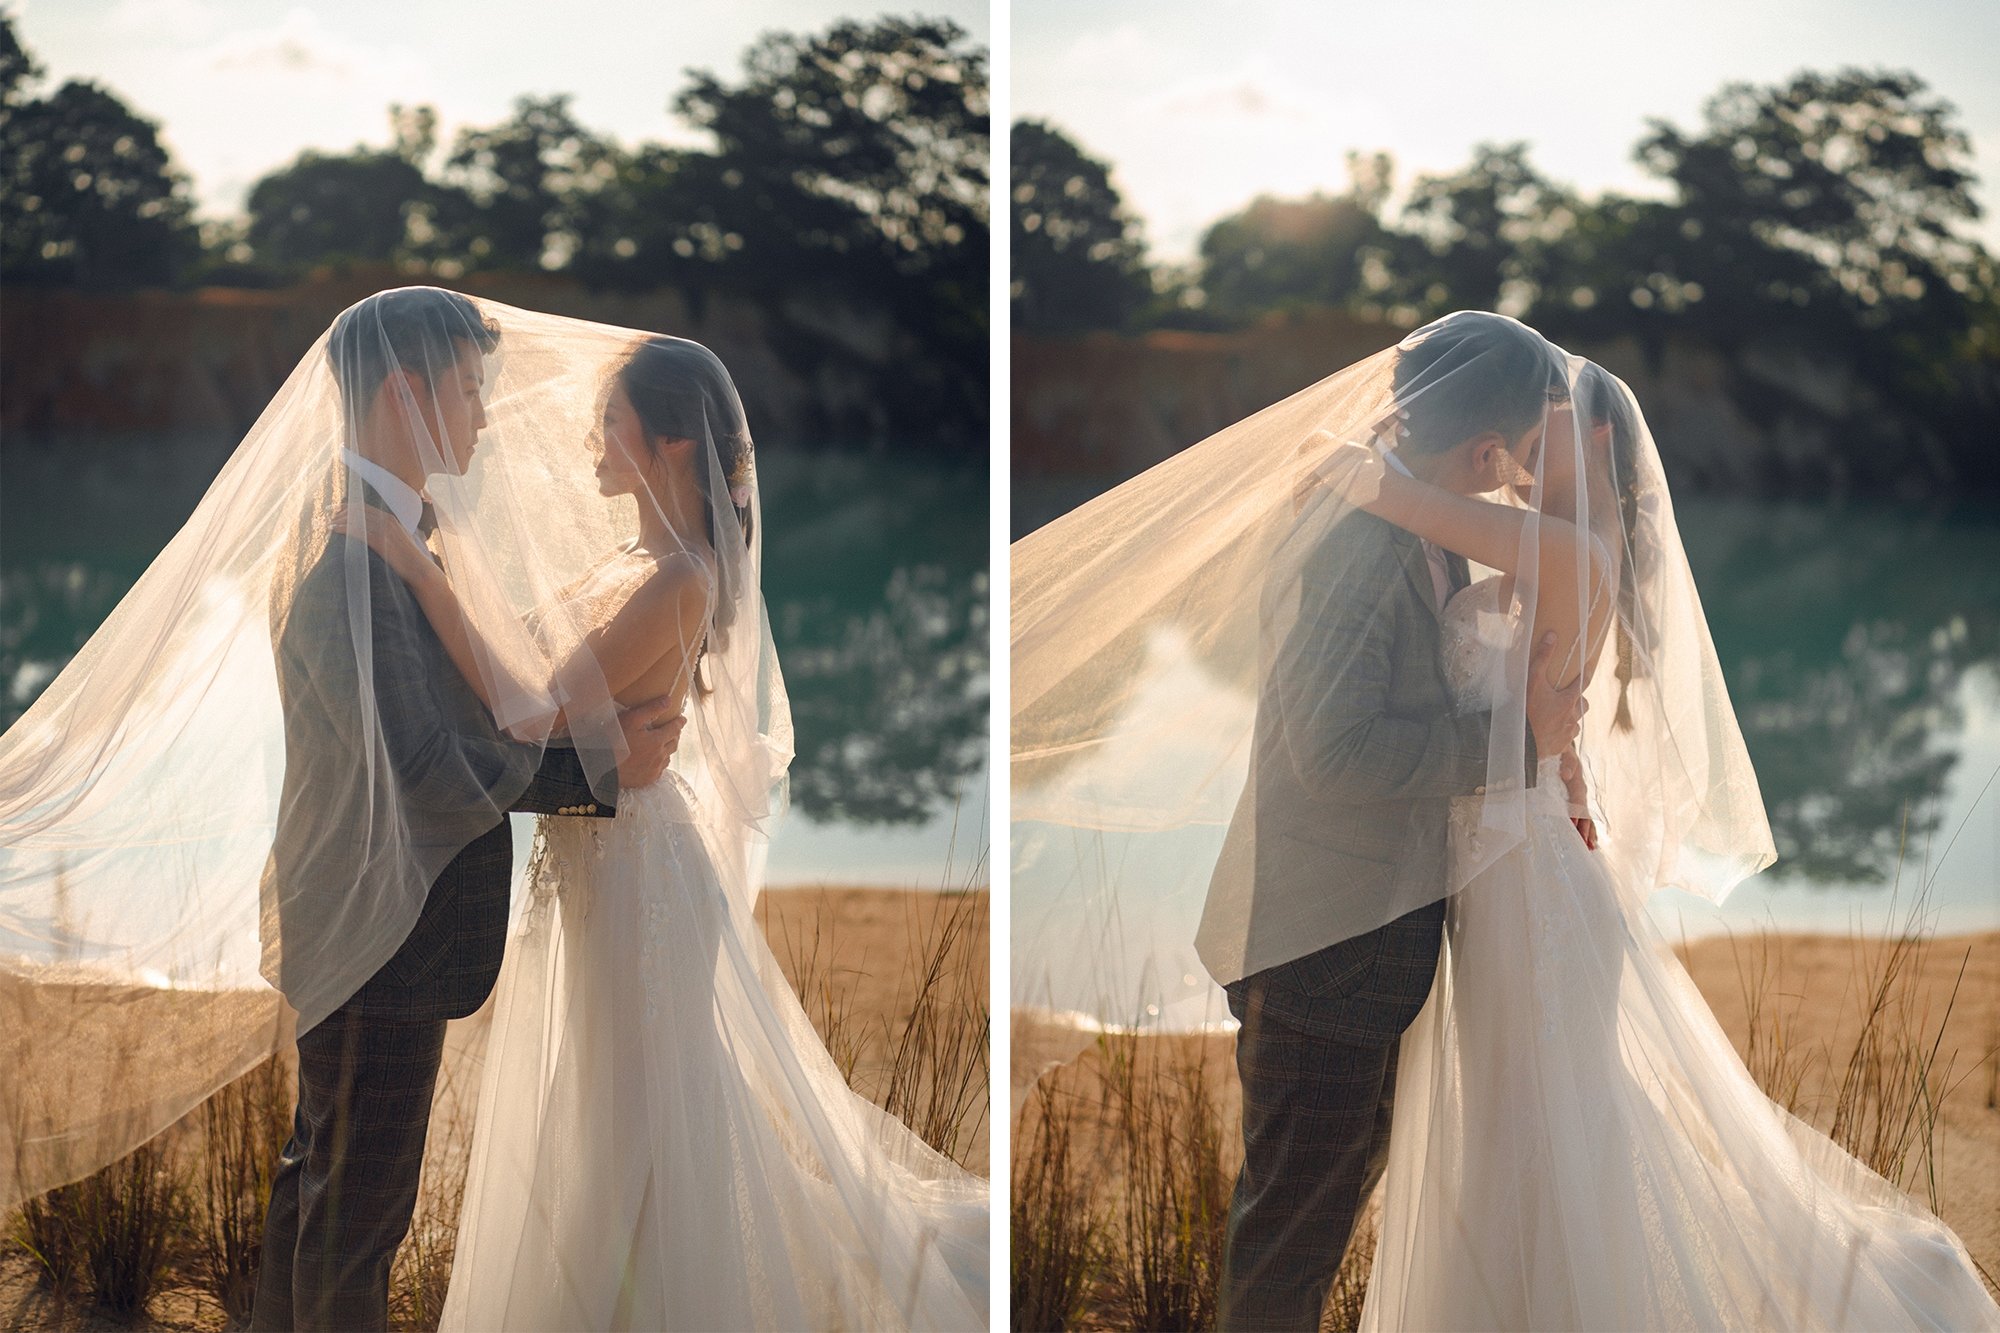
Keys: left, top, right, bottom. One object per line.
{"left": 342, "top": 449, "right": 424, "bottom": 540}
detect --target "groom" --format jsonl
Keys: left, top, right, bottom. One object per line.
{"left": 1202, "top": 313, "right": 1584, "bottom": 1330}
{"left": 251, "top": 288, "right": 682, "bottom": 1332}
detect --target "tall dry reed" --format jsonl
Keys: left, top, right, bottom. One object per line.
{"left": 1010, "top": 1076, "right": 1102, "bottom": 1331}
{"left": 193, "top": 1052, "right": 293, "bottom": 1321}
{"left": 881, "top": 884, "right": 991, "bottom": 1164}
{"left": 1100, "top": 1030, "right": 1230, "bottom": 1331}
{"left": 14, "top": 1130, "right": 185, "bottom": 1315}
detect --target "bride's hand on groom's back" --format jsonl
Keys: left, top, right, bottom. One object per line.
{"left": 331, "top": 505, "right": 438, "bottom": 589}
{"left": 1526, "top": 632, "right": 1587, "bottom": 758}
{"left": 615, "top": 697, "right": 685, "bottom": 790}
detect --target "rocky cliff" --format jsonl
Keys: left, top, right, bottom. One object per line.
{"left": 1013, "top": 307, "right": 1933, "bottom": 530}
{"left": 1, "top": 268, "right": 906, "bottom": 451}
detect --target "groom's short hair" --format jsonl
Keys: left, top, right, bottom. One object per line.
{"left": 327, "top": 287, "right": 500, "bottom": 410}
{"left": 1391, "top": 312, "right": 1565, "bottom": 454}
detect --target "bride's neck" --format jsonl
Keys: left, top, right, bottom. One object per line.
{"left": 634, "top": 480, "right": 709, "bottom": 557}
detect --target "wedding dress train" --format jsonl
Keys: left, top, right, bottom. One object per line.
{"left": 439, "top": 776, "right": 987, "bottom": 1331}
{"left": 1362, "top": 578, "right": 1998, "bottom": 1332}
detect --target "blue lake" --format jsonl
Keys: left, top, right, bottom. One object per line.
{"left": 0, "top": 438, "right": 989, "bottom": 891}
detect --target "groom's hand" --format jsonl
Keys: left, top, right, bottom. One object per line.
{"left": 616, "top": 697, "right": 686, "bottom": 790}
{"left": 1526, "top": 631, "right": 1586, "bottom": 758}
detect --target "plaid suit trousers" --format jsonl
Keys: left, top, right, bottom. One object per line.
{"left": 1217, "top": 898, "right": 1446, "bottom": 1332}
{"left": 250, "top": 1004, "right": 448, "bottom": 1332}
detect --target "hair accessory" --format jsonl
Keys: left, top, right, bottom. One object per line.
{"left": 728, "top": 483, "right": 751, "bottom": 508}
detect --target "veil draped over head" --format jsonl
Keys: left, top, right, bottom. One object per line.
{"left": 1011, "top": 311, "right": 1772, "bottom": 1057}
{"left": 0, "top": 290, "right": 789, "bottom": 1209}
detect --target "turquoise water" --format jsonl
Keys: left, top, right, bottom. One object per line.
{"left": 0, "top": 438, "right": 989, "bottom": 890}
{"left": 1011, "top": 497, "right": 2000, "bottom": 1027}
{"left": 1652, "top": 498, "right": 2000, "bottom": 938}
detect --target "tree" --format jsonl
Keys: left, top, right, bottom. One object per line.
{"left": 664, "top": 17, "right": 990, "bottom": 446}
{"left": 669, "top": 18, "right": 987, "bottom": 287}
{"left": 0, "top": 15, "right": 197, "bottom": 289}
{"left": 245, "top": 149, "right": 433, "bottom": 270}
{"left": 1637, "top": 70, "right": 1988, "bottom": 338}
{"left": 1393, "top": 143, "right": 1575, "bottom": 319}
{"left": 1196, "top": 155, "right": 1397, "bottom": 323}
{"left": 1010, "top": 119, "right": 1152, "bottom": 333}
{"left": 440, "top": 95, "right": 618, "bottom": 271}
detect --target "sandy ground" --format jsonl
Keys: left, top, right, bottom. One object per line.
{"left": 1015, "top": 929, "right": 2000, "bottom": 1295}
{"left": 2, "top": 885, "right": 986, "bottom": 1332}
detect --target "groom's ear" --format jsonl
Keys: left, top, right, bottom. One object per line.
{"left": 372, "top": 368, "right": 429, "bottom": 426}
{"left": 1465, "top": 431, "right": 1506, "bottom": 479}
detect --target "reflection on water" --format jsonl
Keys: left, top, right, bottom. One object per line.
{"left": 1680, "top": 499, "right": 2000, "bottom": 886}
{"left": 1011, "top": 496, "right": 2000, "bottom": 1025}
{"left": 0, "top": 438, "right": 988, "bottom": 877}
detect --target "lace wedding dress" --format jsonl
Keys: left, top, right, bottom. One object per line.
{"left": 434, "top": 549, "right": 985, "bottom": 1331}
{"left": 1361, "top": 577, "right": 1998, "bottom": 1332}
{"left": 438, "top": 769, "right": 987, "bottom": 1331}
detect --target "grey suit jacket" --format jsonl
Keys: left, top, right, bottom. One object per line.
{"left": 1198, "top": 510, "right": 1534, "bottom": 998}
{"left": 262, "top": 487, "right": 617, "bottom": 1022}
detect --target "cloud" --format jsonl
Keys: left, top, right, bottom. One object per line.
{"left": 106, "top": 0, "right": 218, "bottom": 38}
{"left": 1157, "top": 77, "right": 1315, "bottom": 123}
{"left": 204, "top": 8, "right": 420, "bottom": 85}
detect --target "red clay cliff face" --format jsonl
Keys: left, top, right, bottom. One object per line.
{"left": 1012, "top": 307, "right": 1876, "bottom": 500}
{"left": 1, "top": 268, "right": 895, "bottom": 447}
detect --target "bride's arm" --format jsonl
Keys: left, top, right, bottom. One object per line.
{"left": 1315, "top": 440, "right": 1584, "bottom": 588}
{"left": 1306, "top": 437, "right": 1608, "bottom": 681}
{"left": 553, "top": 554, "right": 711, "bottom": 703}
{"left": 335, "top": 513, "right": 540, "bottom": 723}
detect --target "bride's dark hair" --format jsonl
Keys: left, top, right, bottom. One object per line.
{"left": 1576, "top": 362, "right": 1648, "bottom": 730}
{"left": 612, "top": 336, "right": 755, "bottom": 696}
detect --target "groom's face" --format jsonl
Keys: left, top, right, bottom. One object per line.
{"left": 412, "top": 340, "right": 489, "bottom": 479}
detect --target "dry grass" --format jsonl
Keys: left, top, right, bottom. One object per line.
{"left": 879, "top": 885, "right": 993, "bottom": 1163}
{"left": 1010, "top": 1027, "right": 1236, "bottom": 1331}
{"left": 2, "top": 884, "right": 988, "bottom": 1330}
{"left": 1099, "top": 1031, "right": 1229, "bottom": 1332}
{"left": 1010, "top": 1078, "right": 1103, "bottom": 1331}
{"left": 14, "top": 1131, "right": 186, "bottom": 1316}
{"left": 191, "top": 1054, "right": 292, "bottom": 1323}
{"left": 1015, "top": 896, "right": 2000, "bottom": 1329}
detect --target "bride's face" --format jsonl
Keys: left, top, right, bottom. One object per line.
{"left": 595, "top": 381, "right": 659, "bottom": 499}
{"left": 1509, "top": 404, "right": 1582, "bottom": 510}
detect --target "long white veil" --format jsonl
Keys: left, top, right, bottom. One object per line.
{"left": 0, "top": 292, "right": 784, "bottom": 1209}
{"left": 1011, "top": 312, "right": 1774, "bottom": 1060}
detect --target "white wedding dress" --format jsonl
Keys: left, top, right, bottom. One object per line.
{"left": 438, "top": 775, "right": 987, "bottom": 1331}
{"left": 1362, "top": 578, "right": 1998, "bottom": 1332}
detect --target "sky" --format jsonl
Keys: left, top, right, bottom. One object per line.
{"left": 9, "top": 0, "right": 989, "bottom": 217}
{"left": 1014, "top": 0, "right": 2000, "bottom": 261}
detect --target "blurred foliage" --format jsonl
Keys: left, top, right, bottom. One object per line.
{"left": 1010, "top": 119, "right": 1154, "bottom": 333}
{"left": 1196, "top": 154, "right": 1397, "bottom": 323}
{"left": 0, "top": 17, "right": 198, "bottom": 288}
{"left": 0, "top": 14, "right": 989, "bottom": 451}
{"left": 1018, "top": 69, "right": 2000, "bottom": 497}
{"left": 1682, "top": 498, "right": 2000, "bottom": 882}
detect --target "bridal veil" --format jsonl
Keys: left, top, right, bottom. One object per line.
{"left": 0, "top": 290, "right": 789, "bottom": 1209}
{"left": 1011, "top": 310, "right": 1774, "bottom": 1045}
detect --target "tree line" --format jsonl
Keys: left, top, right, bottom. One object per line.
{"left": 0, "top": 14, "right": 989, "bottom": 452}
{"left": 1013, "top": 71, "right": 2000, "bottom": 497}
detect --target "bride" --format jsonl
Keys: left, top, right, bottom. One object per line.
{"left": 345, "top": 333, "right": 987, "bottom": 1330}
{"left": 1009, "top": 313, "right": 1998, "bottom": 1330}
{"left": 1309, "top": 360, "right": 1998, "bottom": 1330}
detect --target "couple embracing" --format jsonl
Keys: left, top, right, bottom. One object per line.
{"left": 1013, "top": 311, "right": 1998, "bottom": 1330}
{"left": 0, "top": 288, "right": 986, "bottom": 1331}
